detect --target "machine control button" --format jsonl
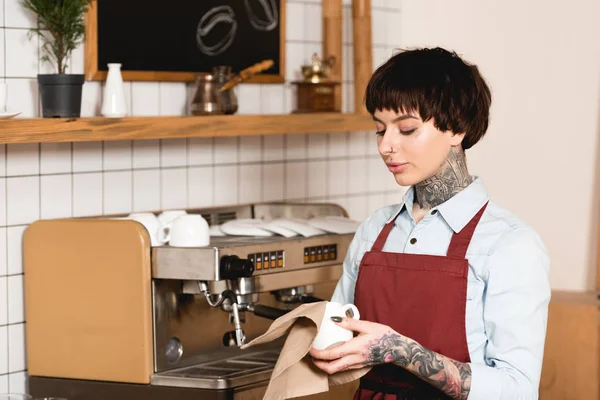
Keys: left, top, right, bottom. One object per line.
{"left": 304, "top": 244, "right": 338, "bottom": 264}
{"left": 255, "top": 254, "right": 262, "bottom": 270}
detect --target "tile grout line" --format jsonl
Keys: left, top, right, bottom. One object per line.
{"left": 2, "top": 128, "right": 10, "bottom": 393}
{"left": 0, "top": 319, "right": 26, "bottom": 328}
{"left": 2, "top": 0, "right": 6, "bottom": 81}
{"left": 4, "top": 92, "right": 8, "bottom": 391}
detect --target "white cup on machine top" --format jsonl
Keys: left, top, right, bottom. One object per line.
{"left": 157, "top": 209, "right": 187, "bottom": 227}
{"left": 126, "top": 212, "right": 163, "bottom": 246}
{"left": 312, "top": 302, "right": 361, "bottom": 350}
{"left": 158, "top": 210, "right": 188, "bottom": 240}
{"left": 160, "top": 214, "right": 210, "bottom": 247}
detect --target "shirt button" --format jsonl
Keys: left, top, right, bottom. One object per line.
{"left": 410, "top": 238, "right": 417, "bottom": 244}
{"left": 431, "top": 210, "right": 438, "bottom": 215}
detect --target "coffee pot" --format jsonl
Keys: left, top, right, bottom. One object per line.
{"left": 190, "top": 60, "right": 274, "bottom": 116}
{"left": 190, "top": 66, "right": 238, "bottom": 116}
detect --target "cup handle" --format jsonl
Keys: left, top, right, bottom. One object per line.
{"left": 341, "top": 304, "right": 360, "bottom": 320}
{"left": 158, "top": 223, "right": 171, "bottom": 244}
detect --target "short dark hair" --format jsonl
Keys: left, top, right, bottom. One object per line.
{"left": 365, "top": 47, "right": 492, "bottom": 150}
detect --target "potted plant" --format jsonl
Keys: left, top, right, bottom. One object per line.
{"left": 21, "top": 0, "right": 92, "bottom": 118}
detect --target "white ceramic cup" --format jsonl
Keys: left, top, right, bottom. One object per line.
{"left": 312, "top": 302, "right": 360, "bottom": 350}
{"left": 157, "top": 209, "right": 187, "bottom": 227}
{"left": 127, "top": 212, "right": 163, "bottom": 246}
{"left": 161, "top": 214, "right": 210, "bottom": 247}
{"left": 0, "top": 82, "right": 7, "bottom": 112}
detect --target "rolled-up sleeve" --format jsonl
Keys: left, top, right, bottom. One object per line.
{"left": 469, "top": 227, "right": 551, "bottom": 400}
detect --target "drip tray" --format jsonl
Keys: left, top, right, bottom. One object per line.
{"left": 151, "top": 349, "right": 280, "bottom": 390}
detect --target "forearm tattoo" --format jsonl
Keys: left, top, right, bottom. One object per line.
{"left": 363, "top": 333, "right": 471, "bottom": 400}
{"left": 414, "top": 146, "right": 471, "bottom": 210}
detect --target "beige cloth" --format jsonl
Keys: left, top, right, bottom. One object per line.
{"left": 241, "top": 301, "right": 371, "bottom": 400}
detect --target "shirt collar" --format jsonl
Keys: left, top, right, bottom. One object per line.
{"left": 384, "top": 189, "right": 412, "bottom": 224}
{"left": 436, "top": 177, "right": 489, "bottom": 233}
{"left": 384, "top": 177, "right": 489, "bottom": 233}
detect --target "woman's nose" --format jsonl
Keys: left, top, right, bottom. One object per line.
{"left": 378, "top": 131, "right": 397, "bottom": 155}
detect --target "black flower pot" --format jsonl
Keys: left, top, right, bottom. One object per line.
{"left": 37, "top": 74, "right": 85, "bottom": 118}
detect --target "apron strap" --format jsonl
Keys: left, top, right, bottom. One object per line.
{"left": 371, "top": 215, "right": 400, "bottom": 252}
{"left": 446, "top": 202, "right": 489, "bottom": 259}
{"left": 372, "top": 202, "right": 488, "bottom": 257}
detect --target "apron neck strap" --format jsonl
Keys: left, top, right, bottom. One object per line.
{"left": 446, "top": 202, "right": 489, "bottom": 258}
{"left": 371, "top": 215, "right": 399, "bottom": 252}
{"left": 371, "top": 202, "right": 489, "bottom": 256}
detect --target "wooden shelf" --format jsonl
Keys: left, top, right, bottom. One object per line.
{"left": 0, "top": 113, "right": 373, "bottom": 144}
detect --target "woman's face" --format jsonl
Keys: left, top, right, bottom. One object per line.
{"left": 374, "top": 108, "right": 465, "bottom": 187}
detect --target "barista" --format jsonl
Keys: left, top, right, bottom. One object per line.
{"left": 310, "top": 47, "right": 550, "bottom": 400}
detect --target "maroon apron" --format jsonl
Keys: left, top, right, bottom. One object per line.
{"left": 353, "top": 203, "right": 487, "bottom": 400}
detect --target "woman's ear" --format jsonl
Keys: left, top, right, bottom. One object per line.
{"left": 448, "top": 132, "right": 466, "bottom": 147}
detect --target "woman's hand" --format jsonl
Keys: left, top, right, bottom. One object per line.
{"left": 308, "top": 317, "right": 411, "bottom": 374}
{"left": 309, "top": 317, "right": 472, "bottom": 400}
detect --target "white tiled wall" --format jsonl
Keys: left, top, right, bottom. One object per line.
{"left": 0, "top": 0, "right": 402, "bottom": 394}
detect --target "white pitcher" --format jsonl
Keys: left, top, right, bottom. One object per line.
{"left": 101, "top": 63, "right": 127, "bottom": 118}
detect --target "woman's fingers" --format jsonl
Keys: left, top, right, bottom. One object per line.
{"left": 309, "top": 336, "right": 367, "bottom": 361}
{"left": 332, "top": 317, "right": 376, "bottom": 334}
{"left": 312, "top": 353, "right": 367, "bottom": 375}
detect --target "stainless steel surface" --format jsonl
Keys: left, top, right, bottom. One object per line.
{"left": 152, "top": 271, "right": 340, "bottom": 372}
{"left": 30, "top": 375, "right": 270, "bottom": 400}
{"left": 231, "top": 302, "right": 245, "bottom": 346}
{"left": 232, "top": 277, "right": 258, "bottom": 307}
{"left": 274, "top": 285, "right": 314, "bottom": 303}
{"left": 151, "top": 233, "right": 353, "bottom": 280}
{"left": 151, "top": 202, "right": 351, "bottom": 387}
{"left": 253, "top": 265, "right": 342, "bottom": 292}
{"left": 152, "top": 348, "right": 280, "bottom": 389}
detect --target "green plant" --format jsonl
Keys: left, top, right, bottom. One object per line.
{"left": 21, "top": 0, "right": 92, "bottom": 74}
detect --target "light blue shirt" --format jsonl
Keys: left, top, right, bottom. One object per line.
{"left": 332, "top": 177, "right": 551, "bottom": 400}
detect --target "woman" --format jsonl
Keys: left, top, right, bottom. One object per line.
{"left": 309, "top": 47, "right": 551, "bottom": 400}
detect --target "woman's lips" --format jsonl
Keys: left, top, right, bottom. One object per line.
{"left": 387, "top": 162, "right": 409, "bottom": 173}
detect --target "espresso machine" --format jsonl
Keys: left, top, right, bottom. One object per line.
{"left": 23, "top": 203, "right": 359, "bottom": 399}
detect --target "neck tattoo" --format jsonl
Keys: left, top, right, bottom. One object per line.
{"left": 414, "top": 146, "right": 472, "bottom": 210}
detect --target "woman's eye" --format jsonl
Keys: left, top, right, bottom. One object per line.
{"left": 400, "top": 128, "right": 417, "bottom": 135}
{"left": 375, "top": 129, "right": 385, "bottom": 136}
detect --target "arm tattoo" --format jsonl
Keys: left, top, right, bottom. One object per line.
{"left": 363, "top": 333, "right": 471, "bottom": 400}
{"left": 414, "top": 146, "right": 472, "bottom": 210}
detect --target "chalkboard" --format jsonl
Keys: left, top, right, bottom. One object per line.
{"left": 84, "top": 0, "right": 285, "bottom": 83}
